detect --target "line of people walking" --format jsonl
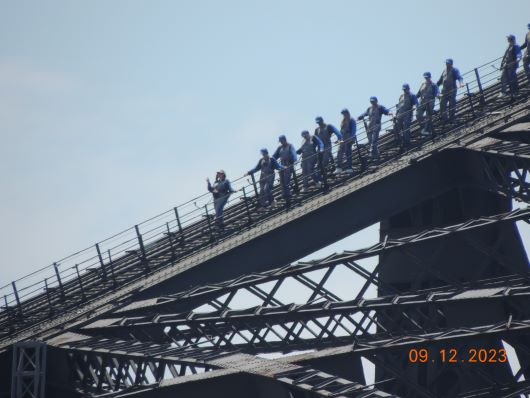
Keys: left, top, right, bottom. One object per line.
{"left": 206, "top": 26, "right": 530, "bottom": 228}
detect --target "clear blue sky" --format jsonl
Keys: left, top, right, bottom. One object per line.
{"left": 1, "top": 0, "right": 529, "bottom": 284}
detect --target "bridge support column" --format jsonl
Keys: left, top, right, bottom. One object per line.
{"left": 11, "top": 341, "right": 46, "bottom": 398}
{"left": 376, "top": 185, "right": 528, "bottom": 396}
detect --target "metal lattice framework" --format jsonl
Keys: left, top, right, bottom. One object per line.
{"left": 10, "top": 342, "right": 46, "bottom": 398}
{"left": 2, "top": 57, "right": 530, "bottom": 398}
{"left": 35, "top": 206, "right": 530, "bottom": 397}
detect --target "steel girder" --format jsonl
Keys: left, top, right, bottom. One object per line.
{"left": 80, "top": 274, "right": 530, "bottom": 352}
{"left": 6, "top": 208, "right": 528, "bottom": 398}
{"left": 63, "top": 343, "right": 216, "bottom": 395}
{"left": 52, "top": 336, "right": 396, "bottom": 398}
{"left": 61, "top": 313, "right": 530, "bottom": 365}
{"left": 475, "top": 139, "right": 530, "bottom": 160}
{"left": 55, "top": 276, "right": 530, "bottom": 397}
{"left": 65, "top": 207, "right": 530, "bottom": 397}
{"left": 10, "top": 342, "right": 46, "bottom": 398}
{"left": 461, "top": 125, "right": 530, "bottom": 202}
{"left": 112, "top": 207, "right": 530, "bottom": 318}
{"left": 97, "top": 369, "right": 530, "bottom": 398}
{"left": 52, "top": 315, "right": 530, "bottom": 398}
{"left": 44, "top": 332, "right": 220, "bottom": 396}
{"left": 479, "top": 151, "right": 530, "bottom": 203}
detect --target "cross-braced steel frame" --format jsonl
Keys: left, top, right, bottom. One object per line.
{"left": 47, "top": 202, "right": 530, "bottom": 397}
{"left": 2, "top": 59, "right": 530, "bottom": 398}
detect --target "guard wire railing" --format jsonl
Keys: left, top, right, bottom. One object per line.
{"left": 0, "top": 54, "right": 528, "bottom": 339}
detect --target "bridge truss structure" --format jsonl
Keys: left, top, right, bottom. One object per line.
{"left": 1, "top": 56, "right": 530, "bottom": 398}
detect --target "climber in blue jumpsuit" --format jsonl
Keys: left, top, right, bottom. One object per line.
{"left": 357, "top": 97, "right": 393, "bottom": 159}
{"left": 314, "top": 116, "right": 342, "bottom": 170}
{"left": 416, "top": 72, "right": 439, "bottom": 136}
{"left": 273, "top": 135, "right": 298, "bottom": 204}
{"left": 500, "top": 34, "right": 522, "bottom": 96}
{"left": 436, "top": 59, "right": 463, "bottom": 124}
{"left": 206, "top": 170, "right": 234, "bottom": 228}
{"left": 394, "top": 84, "right": 418, "bottom": 148}
{"left": 337, "top": 108, "right": 357, "bottom": 173}
{"left": 297, "top": 130, "right": 323, "bottom": 191}
{"left": 246, "top": 148, "right": 283, "bottom": 208}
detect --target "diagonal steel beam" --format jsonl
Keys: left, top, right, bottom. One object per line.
{"left": 115, "top": 208, "right": 530, "bottom": 317}
{"left": 81, "top": 274, "right": 530, "bottom": 349}
{"left": 284, "top": 317, "right": 530, "bottom": 365}
{"left": 53, "top": 333, "right": 398, "bottom": 398}
{"left": 54, "top": 315, "right": 530, "bottom": 397}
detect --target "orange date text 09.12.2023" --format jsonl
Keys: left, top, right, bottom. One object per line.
{"left": 408, "top": 348, "right": 507, "bottom": 364}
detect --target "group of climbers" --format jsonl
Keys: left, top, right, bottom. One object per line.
{"left": 207, "top": 26, "right": 530, "bottom": 228}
